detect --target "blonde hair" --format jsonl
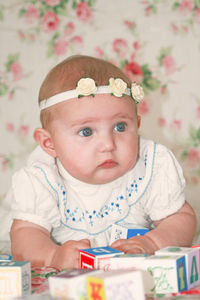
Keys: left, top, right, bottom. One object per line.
{"left": 39, "top": 55, "right": 132, "bottom": 128}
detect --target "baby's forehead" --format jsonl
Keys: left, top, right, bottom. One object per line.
{"left": 53, "top": 93, "right": 137, "bottom": 120}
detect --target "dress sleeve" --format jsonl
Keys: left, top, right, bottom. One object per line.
{"left": 143, "top": 143, "right": 186, "bottom": 221}
{"left": 11, "top": 167, "right": 61, "bottom": 232}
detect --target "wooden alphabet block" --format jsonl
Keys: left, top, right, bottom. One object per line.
{"left": 49, "top": 269, "right": 100, "bottom": 300}
{"left": 79, "top": 246, "right": 123, "bottom": 270}
{"left": 107, "top": 253, "right": 149, "bottom": 270}
{"left": 128, "top": 254, "right": 188, "bottom": 294}
{"left": 0, "top": 254, "right": 12, "bottom": 262}
{"left": 86, "top": 268, "right": 145, "bottom": 300}
{"left": 155, "top": 246, "right": 200, "bottom": 289}
{"left": 110, "top": 224, "right": 149, "bottom": 243}
{"left": 0, "top": 261, "right": 31, "bottom": 299}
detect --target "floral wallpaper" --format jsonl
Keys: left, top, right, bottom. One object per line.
{"left": 0, "top": 0, "right": 200, "bottom": 241}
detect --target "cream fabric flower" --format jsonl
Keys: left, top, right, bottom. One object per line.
{"left": 76, "top": 78, "right": 97, "bottom": 96}
{"left": 131, "top": 82, "right": 144, "bottom": 103}
{"left": 109, "top": 78, "right": 128, "bottom": 97}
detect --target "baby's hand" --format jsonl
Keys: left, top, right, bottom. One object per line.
{"left": 50, "top": 239, "right": 91, "bottom": 270}
{"left": 110, "top": 235, "right": 157, "bottom": 255}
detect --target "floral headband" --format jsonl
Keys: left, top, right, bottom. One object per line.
{"left": 39, "top": 77, "right": 144, "bottom": 110}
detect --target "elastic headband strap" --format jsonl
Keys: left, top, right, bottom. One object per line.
{"left": 39, "top": 86, "right": 131, "bottom": 111}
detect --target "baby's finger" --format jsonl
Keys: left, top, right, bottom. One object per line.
{"left": 79, "top": 239, "right": 91, "bottom": 247}
{"left": 110, "top": 238, "right": 127, "bottom": 248}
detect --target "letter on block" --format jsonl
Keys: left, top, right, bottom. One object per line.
{"left": 129, "top": 254, "right": 188, "bottom": 294}
{"left": 49, "top": 269, "right": 100, "bottom": 300}
{"left": 79, "top": 247, "right": 123, "bottom": 270}
{"left": 108, "top": 253, "right": 148, "bottom": 270}
{"left": 86, "top": 268, "right": 145, "bottom": 300}
{"left": 110, "top": 224, "right": 149, "bottom": 243}
{"left": 0, "top": 261, "right": 31, "bottom": 298}
{"left": 155, "top": 246, "right": 200, "bottom": 289}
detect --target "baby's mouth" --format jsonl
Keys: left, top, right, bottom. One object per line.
{"left": 99, "top": 159, "right": 117, "bottom": 168}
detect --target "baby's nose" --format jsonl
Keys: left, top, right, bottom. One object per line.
{"left": 98, "top": 132, "right": 116, "bottom": 152}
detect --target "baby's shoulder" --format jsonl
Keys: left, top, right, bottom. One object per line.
{"left": 13, "top": 146, "right": 60, "bottom": 188}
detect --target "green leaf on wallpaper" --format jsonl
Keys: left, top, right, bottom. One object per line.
{"left": 189, "top": 126, "right": 200, "bottom": 147}
{"left": 141, "top": 64, "right": 161, "bottom": 91}
{"left": 181, "top": 150, "right": 188, "bottom": 160}
{"left": 88, "top": 0, "right": 96, "bottom": 6}
{"left": 7, "top": 154, "right": 14, "bottom": 169}
{"left": 149, "top": 5, "right": 157, "bottom": 14}
{"left": 172, "top": 2, "right": 180, "bottom": 10}
{"left": 46, "top": 32, "right": 59, "bottom": 57}
{"left": 0, "top": 83, "right": 9, "bottom": 96}
{"left": 5, "top": 54, "right": 20, "bottom": 72}
{"left": 157, "top": 47, "right": 172, "bottom": 66}
{"left": 143, "top": 77, "right": 160, "bottom": 91}
{"left": 142, "top": 64, "right": 152, "bottom": 77}
{"left": 194, "top": 0, "right": 200, "bottom": 8}
{"left": 18, "top": 8, "right": 26, "bottom": 18}
{"left": 0, "top": 5, "right": 4, "bottom": 21}
{"left": 55, "top": 6, "right": 68, "bottom": 16}
{"left": 72, "top": 1, "right": 77, "bottom": 9}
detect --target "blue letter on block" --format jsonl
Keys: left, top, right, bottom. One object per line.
{"left": 177, "top": 256, "right": 188, "bottom": 292}
{"left": 127, "top": 228, "right": 149, "bottom": 239}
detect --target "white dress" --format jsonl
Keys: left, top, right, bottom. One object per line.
{"left": 9, "top": 137, "right": 185, "bottom": 247}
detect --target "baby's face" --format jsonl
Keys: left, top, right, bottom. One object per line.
{"left": 48, "top": 94, "right": 140, "bottom": 184}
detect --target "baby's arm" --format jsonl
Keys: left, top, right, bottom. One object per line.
{"left": 10, "top": 219, "right": 91, "bottom": 270}
{"left": 111, "top": 201, "right": 196, "bottom": 254}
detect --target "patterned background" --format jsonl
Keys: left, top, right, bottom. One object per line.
{"left": 0, "top": 0, "right": 200, "bottom": 242}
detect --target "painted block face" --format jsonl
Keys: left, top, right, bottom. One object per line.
{"left": 0, "top": 261, "right": 31, "bottom": 299}
{"left": 155, "top": 246, "right": 200, "bottom": 289}
{"left": 79, "top": 247, "right": 123, "bottom": 270}
{"left": 146, "top": 255, "right": 188, "bottom": 294}
{"left": 49, "top": 269, "right": 100, "bottom": 300}
{"left": 107, "top": 253, "right": 149, "bottom": 270}
{"left": 110, "top": 224, "right": 149, "bottom": 243}
{"left": 0, "top": 255, "right": 12, "bottom": 262}
{"left": 127, "top": 255, "right": 188, "bottom": 294}
{"left": 86, "top": 268, "right": 145, "bottom": 300}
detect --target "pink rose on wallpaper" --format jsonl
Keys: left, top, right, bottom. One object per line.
{"left": 54, "top": 38, "right": 68, "bottom": 55}
{"left": 133, "top": 41, "right": 140, "bottom": 51}
{"left": 145, "top": 6, "right": 152, "bottom": 16}
{"left": 18, "top": 125, "right": 29, "bottom": 137}
{"left": 137, "top": 100, "right": 149, "bottom": 116}
{"left": 64, "top": 22, "right": 75, "bottom": 35}
{"left": 195, "top": 7, "right": 200, "bottom": 24}
{"left": 158, "top": 117, "right": 166, "bottom": 127}
{"left": 44, "top": 0, "right": 61, "bottom": 6}
{"left": 113, "top": 39, "right": 128, "bottom": 58}
{"left": 178, "top": 0, "right": 194, "bottom": 15}
{"left": 124, "top": 61, "right": 144, "bottom": 83}
{"left": 94, "top": 46, "right": 104, "bottom": 58}
{"left": 10, "top": 62, "right": 23, "bottom": 81}
{"left": 25, "top": 5, "right": 39, "bottom": 23}
{"left": 197, "top": 106, "right": 200, "bottom": 119}
{"left": 162, "top": 55, "right": 176, "bottom": 75}
{"left": 1, "top": 157, "right": 8, "bottom": 172}
{"left": 124, "top": 20, "right": 136, "bottom": 29}
{"left": 41, "top": 11, "right": 59, "bottom": 33}
{"left": 6, "top": 123, "right": 15, "bottom": 132}
{"left": 76, "top": 2, "right": 93, "bottom": 23}
{"left": 171, "top": 23, "right": 179, "bottom": 33}
{"left": 71, "top": 36, "right": 83, "bottom": 47}
{"left": 170, "top": 119, "right": 182, "bottom": 131}
{"left": 186, "top": 148, "right": 200, "bottom": 167}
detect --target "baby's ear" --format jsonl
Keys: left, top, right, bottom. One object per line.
{"left": 33, "top": 128, "right": 56, "bottom": 158}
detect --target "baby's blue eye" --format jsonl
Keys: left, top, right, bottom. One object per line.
{"left": 114, "top": 122, "right": 126, "bottom": 132}
{"left": 79, "top": 127, "right": 93, "bottom": 137}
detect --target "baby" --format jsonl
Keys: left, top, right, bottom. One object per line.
{"left": 10, "top": 55, "right": 196, "bottom": 270}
